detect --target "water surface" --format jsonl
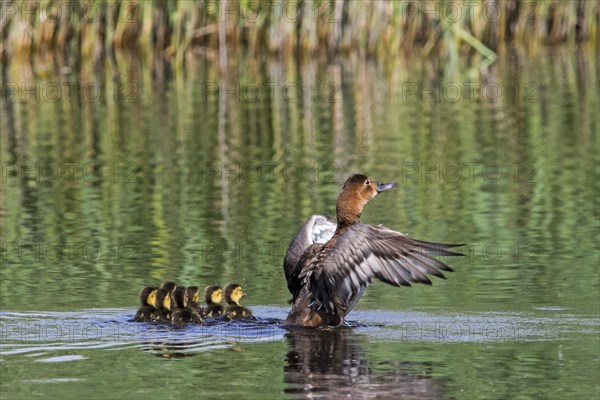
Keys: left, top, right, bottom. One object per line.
{"left": 1, "top": 46, "right": 599, "bottom": 398}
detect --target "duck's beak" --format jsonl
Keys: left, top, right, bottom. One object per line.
{"left": 376, "top": 181, "right": 397, "bottom": 193}
{"left": 242, "top": 291, "right": 247, "bottom": 297}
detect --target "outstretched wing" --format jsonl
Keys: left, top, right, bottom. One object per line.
{"left": 284, "top": 215, "right": 336, "bottom": 294}
{"left": 311, "top": 224, "right": 463, "bottom": 315}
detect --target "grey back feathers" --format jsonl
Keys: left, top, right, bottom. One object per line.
{"left": 284, "top": 215, "right": 336, "bottom": 289}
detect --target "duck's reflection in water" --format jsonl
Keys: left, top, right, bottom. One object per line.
{"left": 137, "top": 321, "right": 236, "bottom": 358}
{"left": 284, "top": 326, "right": 444, "bottom": 399}
{"left": 140, "top": 338, "right": 196, "bottom": 358}
{"left": 137, "top": 319, "right": 283, "bottom": 358}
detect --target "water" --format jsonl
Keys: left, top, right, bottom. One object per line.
{"left": 1, "top": 308, "right": 597, "bottom": 399}
{"left": 1, "top": 46, "right": 599, "bottom": 398}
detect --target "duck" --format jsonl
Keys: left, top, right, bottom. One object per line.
{"left": 284, "top": 174, "right": 464, "bottom": 327}
{"left": 224, "top": 283, "right": 253, "bottom": 320}
{"left": 170, "top": 287, "right": 204, "bottom": 326}
{"left": 130, "top": 286, "right": 158, "bottom": 322}
{"left": 202, "top": 285, "right": 224, "bottom": 318}
{"left": 152, "top": 288, "right": 173, "bottom": 323}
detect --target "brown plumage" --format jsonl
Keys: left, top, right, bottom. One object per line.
{"left": 284, "top": 174, "right": 464, "bottom": 327}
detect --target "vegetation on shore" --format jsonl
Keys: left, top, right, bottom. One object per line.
{"left": 1, "top": 0, "right": 597, "bottom": 66}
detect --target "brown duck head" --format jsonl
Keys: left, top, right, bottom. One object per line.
{"left": 335, "top": 174, "right": 396, "bottom": 229}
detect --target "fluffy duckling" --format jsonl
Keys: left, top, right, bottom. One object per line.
{"left": 152, "top": 288, "right": 173, "bottom": 323}
{"left": 160, "top": 281, "right": 177, "bottom": 292}
{"left": 130, "top": 286, "right": 158, "bottom": 322}
{"left": 224, "top": 283, "right": 252, "bottom": 320}
{"left": 203, "top": 285, "right": 224, "bottom": 318}
{"left": 186, "top": 286, "right": 201, "bottom": 310}
{"left": 171, "top": 287, "right": 204, "bottom": 326}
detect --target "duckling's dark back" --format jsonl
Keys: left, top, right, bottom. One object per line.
{"left": 224, "top": 304, "right": 252, "bottom": 320}
{"left": 171, "top": 287, "right": 203, "bottom": 326}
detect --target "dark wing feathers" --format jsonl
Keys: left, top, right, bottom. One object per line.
{"left": 312, "top": 224, "right": 463, "bottom": 315}
{"left": 405, "top": 237, "right": 465, "bottom": 256}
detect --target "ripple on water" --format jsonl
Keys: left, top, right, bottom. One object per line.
{"left": 34, "top": 355, "right": 88, "bottom": 363}
{"left": 21, "top": 378, "right": 83, "bottom": 383}
{"left": 351, "top": 309, "right": 600, "bottom": 343}
{"left": 0, "top": 306, "right": 598, "bottom": 360}
{"left": 534, "top": 306, "right": 572, "bottom": 311}
{"left": 0, "top": 306, "right": 288, "bottom": 360}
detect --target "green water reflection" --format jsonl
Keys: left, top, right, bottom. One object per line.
{"left": 1, "top": 46, "right": 598, "bottom": 399}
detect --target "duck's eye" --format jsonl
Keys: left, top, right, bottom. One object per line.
{"left": 365, "top": 180, "right": 370, "bottom": 186}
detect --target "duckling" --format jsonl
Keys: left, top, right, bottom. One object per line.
{"left": 130, "top": 286, "right": 158, "bottom": 322}
{"left": 171, "top": 287, "right": 204, "bottom": 326}
{"left": 152, "top": 288, "right": 173, "bottom": 323}
{"left": 186, "top": 286, "right": 201, "bottom": 311}
{"left": 285, "top": 174, "right": 464, "bottom": 327}
{"left": 160, "top": 281, "right": 177, "bottom": 292}
{"left": 224, "top": 283, "right": 253, "bottom": 320}
{"left": 203, "top": 285, "right": 224, "bottom": 318}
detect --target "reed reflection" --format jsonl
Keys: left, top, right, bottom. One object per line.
{"left": 283, "top": 326, "right": 444, "bottom": 399}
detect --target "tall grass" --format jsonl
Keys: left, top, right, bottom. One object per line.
{"left": 0, "top": 0, "right": 598, "bottom": 65}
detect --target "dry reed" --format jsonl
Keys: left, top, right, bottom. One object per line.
{"left": 0, "top": 0, "right": 597, "bottom": 65}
